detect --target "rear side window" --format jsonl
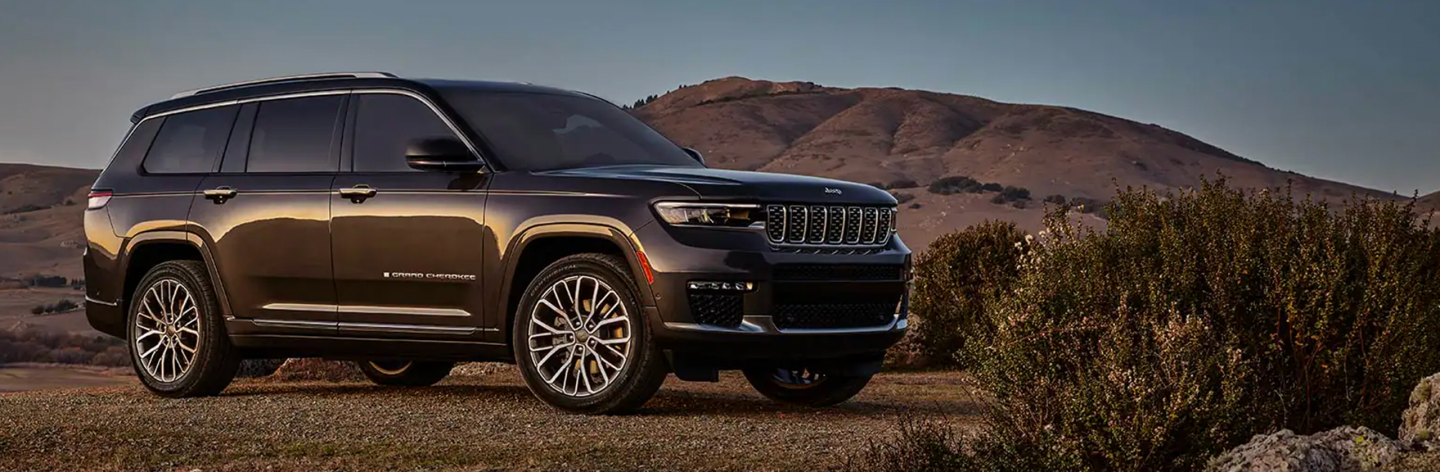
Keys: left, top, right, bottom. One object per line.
{"left": 142, "top": 106, "right": 239, "bottom": 174}
{"left": 352, "top": 94, "right": 460, "bottom": 172}
{"left": 247, "top": 96, "right": 343, "bottom": 173}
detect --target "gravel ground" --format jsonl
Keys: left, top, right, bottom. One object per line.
{"left": 0, "top": 365, "right": 981, "bottom": 472}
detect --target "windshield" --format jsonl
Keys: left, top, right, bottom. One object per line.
{"left": 443, "top": 91, "right": 702, "bottom": 171}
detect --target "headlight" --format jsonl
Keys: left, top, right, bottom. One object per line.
{"left": 653, "top": 202, "right": 761, "bottom": 228}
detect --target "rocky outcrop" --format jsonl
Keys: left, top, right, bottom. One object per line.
{"left": 1401, "top": 373, "right": 1440, "bottom": 450}
{"left": 266, "top": 358, "right": 365, "bottom": 382}
{"left": 1206, "top": 427, "right": 1399, "bottom": 472}
{"left": 235, "top": 358, "right": 285, "bottom": 378}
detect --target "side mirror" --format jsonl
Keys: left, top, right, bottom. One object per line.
{"left": 406, "top": 137, "right": 485, "bottom": 172}
{"left": 682, "top": 147, "right": 705, "bottom": 166}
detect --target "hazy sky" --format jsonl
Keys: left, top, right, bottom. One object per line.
{"left": 0, "top": 0, "right": 1435, "bottom": 194}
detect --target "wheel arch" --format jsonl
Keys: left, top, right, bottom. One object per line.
{"left": 498, "top": 223, "right": 655, "bottom": 348}
{"left": 119, "top": 231, "right": 231, "bottom": 319}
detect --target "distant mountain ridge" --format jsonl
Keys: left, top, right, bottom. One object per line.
{"left": 632, "top": 77, "right": 1391, "bottom": 203}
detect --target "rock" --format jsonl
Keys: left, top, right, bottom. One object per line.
{"left": 234, "top": 358, "right": 285, "bottom": 378}
{"left": 266, "top": 358, "right": 365, "bottom": 382}
{"left": 1207, "top": 426, "right": 1399, "bottom": 472}
{"left": 450, "top": 362, "right": 511, "bottom": 377}
{"left": 1401, "top": 373, "right": 1440, "bottom": 450}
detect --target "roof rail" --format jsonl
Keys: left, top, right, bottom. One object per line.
{"left": 170, "top": 72, "right": 398, "bottom": 99}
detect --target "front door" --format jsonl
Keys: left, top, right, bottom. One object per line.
{"left": 188, "top": 94, "right": 348, "bottom": 330}
{"left": 330, "top": 91, "right": 490, "bottom": 339}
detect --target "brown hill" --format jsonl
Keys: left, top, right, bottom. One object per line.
{"left": 633, "top": 77, "right": 1397, "bottom": 247}
{"left": 0, "top": 163, "right": 97, "bottom": 278}
{"left": 1418, "top": 192, "right": 1440, "bottom": 219}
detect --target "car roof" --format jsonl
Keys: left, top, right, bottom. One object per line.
{"left": 132, "top": 72, "right": 593, "bottom": 123}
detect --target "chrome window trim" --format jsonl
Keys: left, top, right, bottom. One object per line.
{"left": 136, "top": 88, "right": 490, "bottom": 170}
{"left": 350, "top": 89, "right": 485, "bottom": 161}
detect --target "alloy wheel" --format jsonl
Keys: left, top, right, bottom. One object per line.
{"left": 133, "top": 278, "right": 201, "bottom": 383}
{"left": 527, "top": 275, "right": 632, "bottom": 398}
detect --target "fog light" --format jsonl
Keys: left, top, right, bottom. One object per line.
{"left": 687, "top": 281, "right": 755, "bottom": 292}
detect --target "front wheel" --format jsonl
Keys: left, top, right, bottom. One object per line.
{"left": 512, "top": 253, "right": 667, "bottom": 415}
{"left": 355, "top": 360, "right": 454, "bottom": 386}
{"left": 743, "top": 368, "right": 872, "bottom": 407}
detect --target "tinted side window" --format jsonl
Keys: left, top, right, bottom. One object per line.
{"left": 142, "top": 106, "right": 239, "bottom": 174}
{"left": 109, "top": 119, "right": 164, "bottom": 171}
{"left": 353, "top": 94, "right": 459, "bottom": 172}
{"left": 247, "top": 96, "right": 343, "bottom": 173}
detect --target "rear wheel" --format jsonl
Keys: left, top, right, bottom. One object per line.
{"left": 743, "top": 367, "right": 872, "bottom": 407}
{"left": 355, "top": 360, "right": 454, "bottom": 386}
{"left": 512, "top": 253, "right": 667, "bottom": 415}
{"left": 128, "top": 260, "right": 240, "bottom": 397}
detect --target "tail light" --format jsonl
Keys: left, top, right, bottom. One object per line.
{"left": 86, "top": 190, "right": 112, "bottom": 210}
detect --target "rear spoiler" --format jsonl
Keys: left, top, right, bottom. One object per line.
{"left": 129, "top": 106, "right": 151, "bottom": 124}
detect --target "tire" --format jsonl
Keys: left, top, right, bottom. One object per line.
{"left": 127, "top": 260, "right": 241, "bottom": 397}
{"left": 512, "top": 253, "right": 667, "bottom": 414}
{"left": 355, "top": 360, "right": 454, "bottom": 386}
{"left": 743, "top": 367, "right": 872, "bottom": 407}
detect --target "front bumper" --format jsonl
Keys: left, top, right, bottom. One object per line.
{"left": 632, "top": 221, "right": 911, "bottom": 363}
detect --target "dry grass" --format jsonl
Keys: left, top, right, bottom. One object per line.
{"left": 0, "top": 366, "right": 981, "bottom": 472}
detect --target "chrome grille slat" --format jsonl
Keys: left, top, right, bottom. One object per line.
{"left": 764, "top": 204, "right": 894, "bottom": 249}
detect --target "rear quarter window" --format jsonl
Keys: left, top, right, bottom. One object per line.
{"left": 142, "top": 106, "right": 240, "bottom": 174}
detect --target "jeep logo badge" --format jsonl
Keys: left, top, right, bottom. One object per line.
{"left": 824, "top": 187, "right": 842, "bottom": 195}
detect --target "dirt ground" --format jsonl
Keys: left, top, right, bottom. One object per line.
{"left": 0, "top": 364, "right": 133, "bottom": 392}
{"left": 0, "top": 365, "right": 981, "bottom": 472}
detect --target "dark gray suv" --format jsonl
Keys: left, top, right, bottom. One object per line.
{"left": 83, "top": 72, "right": 911, "bottom": 414}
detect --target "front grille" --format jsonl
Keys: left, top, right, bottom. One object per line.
{"left": 766, "top": 204, "right": 895, "bottom": 247}
{"left": 773, "top": 264, "right": 906, "bottom": 281}
{"left": 688, "top": 292, "right": 743, "bottom": 328}
{"left": 773, "top": 302, "right": 897, "bottom": 330}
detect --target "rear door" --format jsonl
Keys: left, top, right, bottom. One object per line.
{"left": 329, "top": 90, "right": 491, "bottom": 339}
{"left": 188, "top": 93, "right": 347, "bottom": 331}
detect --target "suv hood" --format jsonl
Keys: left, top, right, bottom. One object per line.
{"left": 542, "top": 165, "right": 897, "bottom": 205}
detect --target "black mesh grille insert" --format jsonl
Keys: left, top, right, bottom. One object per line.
{"left": 773, "top": 302, "right": 897, "bottom": 330}
{"left": 765, "top": 205, "right": 786, "bottom": 241}
{"left": 786, "top": 205, "right": 807, "bottom": 242}
{"left": 806, "top": 205, "right": 827, "bottom": 243}
{"left": 773, "top": 264, "right": 906, "bottom": 281}
{"left": 861, "top": 207, "right": 879, "bottom": 244}
{"left": 845, "top": 207, "right": 863, "bottom": 243}
{"left": 825, "top": 206, "right": 845, "bottom": 243}
{"left": 688, "top": 292, "right": 743, "bottom": 328}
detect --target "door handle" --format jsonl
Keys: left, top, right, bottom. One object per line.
{"left": 203, "top": 186, "right": 237, "bottom": 204}
{"left": 339, "top": 185, "right": 377, "bottom": 203}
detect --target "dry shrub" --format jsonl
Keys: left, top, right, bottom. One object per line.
{"left": 907, "top": 220, "right": 1025, "bottom": 368}
{"left": 867, "top": 177, "right": 1440, "bottom": 471}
